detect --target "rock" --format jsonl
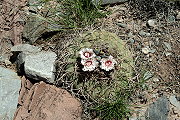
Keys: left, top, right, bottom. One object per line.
{"left": 176, "top": 95, "right": 180, "bottom": 101}
{"left": 17, "top": 76, "right": 33, "bottom": 106}
{"left": 176, "top": 12, "right": 180, "bottom": 20}
{"left": 119, "top": 6, "right": 127, "bottom": 11}
{"left": 128, "top": 32, "right": 133, "bottom": 38}
{"left": 23, "top": 14, "right": 42, "bottom": 44}
{"left": 165, "top": 52, "right": 172, "bottom": 56}
{"left": 116, "top": 22, "right": 127, "bottom": 28}
{"left": 142, "top": 47, "right": 150, "bottom": 54}
{"left": 149, "top": 49, "right": 156, "bottom": 53}
{"left": 163, "top": 42, "right": 172, "bottom": 51}
{"left": 0, "top": 38, "right": 13, "bottom": 63}
{"left": 93, "top": 0, "right": 128, "bottom": 5}
{"left": 0, "top": 56, "right": 2, "bottom": 61}
{"left": 145, "top": 96, "right": 169, "bottom": 120}
{"left": 139, "top": 30, "right": 151, "bottom": 37}
{"left": 152, "top": 77, "right": 159, "bottom": 82}
{"left": 11, "top": 44, "right": 56, "bottom": 83}
{"left": 23, "top": 11, "right": 62, "bottom": 43}
{"left": 13, "top": 82, "right": 82, "bottom": 120}
{"left": 169, "top": 95, "right": 180, "bottom": 110}
{"left": 0, "top": 54, "right": 10, "bottom": 63}
{"left": 24, "top": 51, "right": 57, "bottom": 83}
{"left": 27, "top": 0, "right": 40, "bottom": 13}
{"left": 142, "top": 47, "right": 156, "bottom": 54}
{"left": 0, "top": 67, "right": 21, "bottom": 120}
{"left": 147, "top": 19, "right": 156, "bottom": 27}
{"left": 167, "top": 15, "right": 176, "bottom": 23}
{"left": 11, "top": 44, "right": 42, "bottom": 73}
{"left": 172, "top": 107, "right": 180, "bottom": 114}
{"left": 4, "top": 59, "right": 11, "bottom": 66}
{"left": 129, "top": 38, "right": 135, "bottom": 44}
{"left": 129, "top": 117, "right": 138, "bottom": 120}
{"left": 11, "top": 44, "right": 41, "bottom": 53}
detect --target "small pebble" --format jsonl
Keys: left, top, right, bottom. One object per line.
{"left": 3, "top": 26, "right": 11, "bottom": 31}
{"left": 169, "top": 95, "right": 180, "bottom": 110}
{"left": 5, "top": 59, "right": 11, "bottom": 66}
{"left": 129, "top": 117, "right": 138, "bottom": 120}
{"left": 129, "top": 38, "right": 135, "bottom": 44}
{"left": 150, "top": 49, "right": 156, "bottom": 53}
{"left": 152, "top": 94, "right": 157, "bottom": 98}
{"left": 139, "top": 30, "right": 151, "bottom": 37}
{"left": 119, "top": 7, "right": 127, "bottom": 11}
{"left": 116, "top": 22, "right": 127, "bottom": 28}
{"left": 176, "top": 12, "right": 180, "bottom": 20}
{"left": 165, "top": 52, "right": 172, "bottom": 56}
{"left": 128, "top": 32, "right": 133, "bottom": 38}
{"left": 168, "top": 15, "right": 176, "bottom": 23}
{"left": 153, "top": 77, "right": 159, "bottom": 82}
{"left": 172, "top": 107, "right": 180, "bottom": 114}
{"left": 147, "top": 19, "right": 156, "bottom": 27}
{"left": 142, "top": 47, "right": 150, "bottom": 54}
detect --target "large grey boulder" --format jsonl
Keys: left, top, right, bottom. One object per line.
{"left": 11, "top": 44, "right": 57, "bottom": 83}
{"left": 0, "top": 67, "right": 21, "bottom": 120}
{"left": 24, "top": 51, "right": 57, "bottom": 83}
{"left": 11, "top": 44, "right": 42, "bottom": 72}
{"left": 145, "top": 96, "right": 169, "bottom": 120}
{"left": 93, "top": 0, "right": 128, "bottom": 5}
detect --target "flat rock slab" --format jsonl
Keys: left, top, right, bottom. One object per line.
{"left": 14, "top": 81, "right": 82, "bottom": 120}
{"left": 0, "top": 67, "right": 21, "bottom": 120}
{"left": 22, "top": 13, "right": 47, "bottom": 44}
{"left": 11, "top": 44, "right": 41, "bottom": 53}
{"left": 24, "top": 51, "right": 57, "bottom": 83}
{"left": 145, "top": 96, "right": 169, "bottom": 120}
{"left": 23, "top": 12, "right": 61, "bottom": 43}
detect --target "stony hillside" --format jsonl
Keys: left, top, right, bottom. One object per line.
{"left": 0, "top": 0, "right": 179, "bottom": 120}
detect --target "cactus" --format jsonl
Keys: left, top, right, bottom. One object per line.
{"left": 57, "top": 30, "right": 134, "bottom": 103}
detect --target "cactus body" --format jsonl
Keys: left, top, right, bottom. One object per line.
{"left": 63, "top": 30, "right": 134, "bottom": 103}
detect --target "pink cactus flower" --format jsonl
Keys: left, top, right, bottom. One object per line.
{"left": 81, "top": 58, "right": 98, "bottom": 71}
{"left": 79, "top": 48, "right": 96, "bottom": 59}
{"left": 100, "top": 56, "right": 117, "bottom": 71}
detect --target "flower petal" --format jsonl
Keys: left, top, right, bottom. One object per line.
{"left": 81, "top": 58, "right": 98, "bottom": 71}
{"left": 79, "top": 48, "right": 96, "bottom": 59}
{"left": 100, "top": 56, "right": 116, "bottom": 71}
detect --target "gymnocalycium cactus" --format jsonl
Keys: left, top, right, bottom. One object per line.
{"left": 56, "top": 30, "right": 134, "bottom": 104}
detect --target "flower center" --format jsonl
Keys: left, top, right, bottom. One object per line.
{"left": 105, "top": 60, "right": 112, "bottom": 66}
{"left": 83, "top": 52, "right": 92, "bottom": 58}
{"left": 85, "top": 60, "right": 93, "bottom": 66}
